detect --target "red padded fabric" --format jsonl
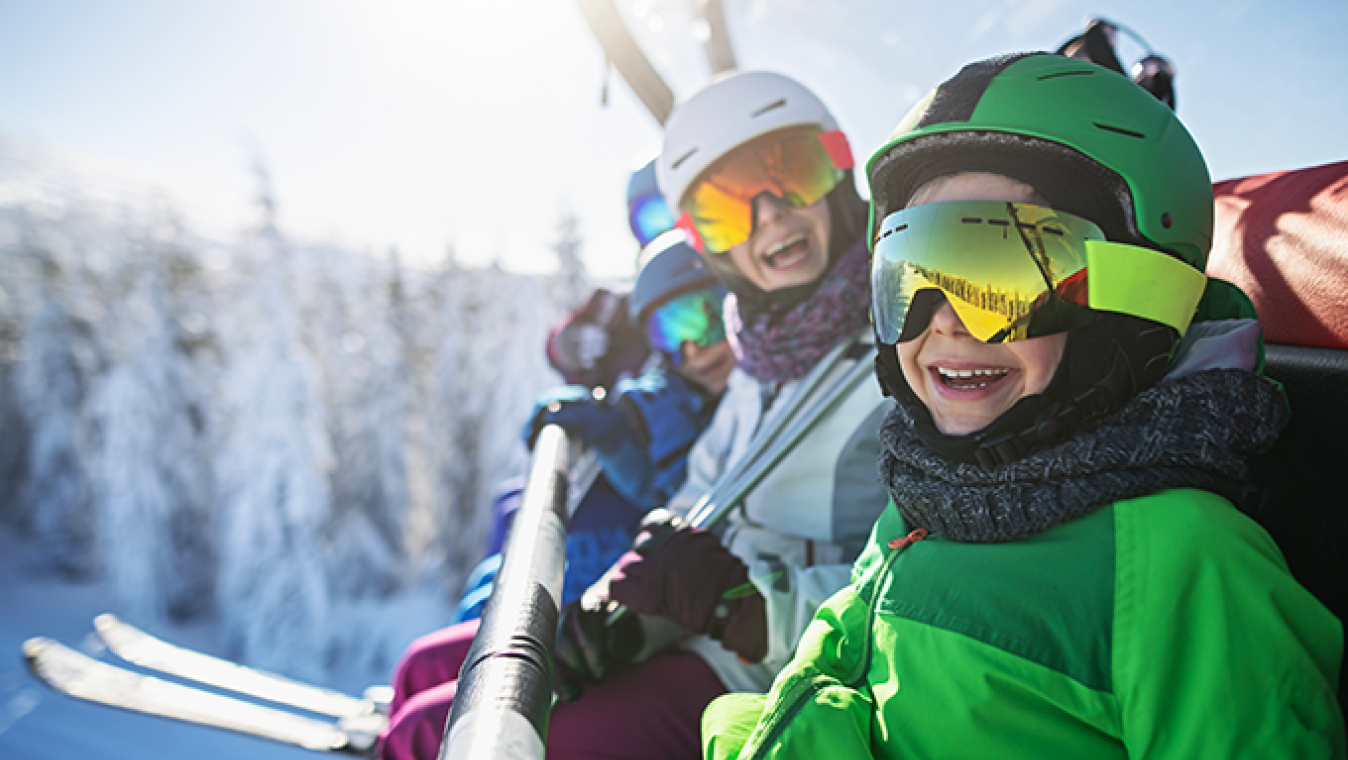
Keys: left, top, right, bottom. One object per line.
{"left": 1206, "top": 160, "right": 1348, "bottom": 350}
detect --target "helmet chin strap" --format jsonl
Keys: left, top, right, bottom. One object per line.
{"left": 875, "top": 314, "right": 1178, "bottom": 466}
{"left": 965, "top": 346, "right": 1133, "bottom": 467}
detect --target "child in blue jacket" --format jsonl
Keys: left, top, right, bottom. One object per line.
{"left": 378, "top": 232, "right": 733, "bottom": 760}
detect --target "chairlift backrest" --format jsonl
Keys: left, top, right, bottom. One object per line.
{"left": 1205, "top": 159, "right": 1348, "bottom": 719}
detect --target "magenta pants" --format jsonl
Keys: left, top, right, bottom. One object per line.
{"left": 379, "top": 621, "right": 728, "bottom": 760}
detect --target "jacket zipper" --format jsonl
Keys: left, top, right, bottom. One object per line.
{"left": 744, "top": 528, "right": 926, "bottom": 758}
{"left": 888, "top": 528, "right": 928, "bottom": 550}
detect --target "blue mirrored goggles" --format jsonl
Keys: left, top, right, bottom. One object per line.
{"left": 647, "top": 286, "right": 728, "bottom": 364}
{"left": 629, "top": 193, "right": 677, "bottom": 248}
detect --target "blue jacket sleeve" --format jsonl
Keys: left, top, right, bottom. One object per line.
{"left": 524, "top": 372, "right": 718, "bottom": 512}
{"left": 613, "top": 370, "right": 719, "bottom": 509}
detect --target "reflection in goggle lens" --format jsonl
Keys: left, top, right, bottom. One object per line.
{"left": 872, "top": 200, "right": 1206, "bottom": 345}
{"left": 679, "top": 126, "right": 847, "bottom": 255}
{"left": 647, "top": 287, "right": 727, "bottom": 364}
{"left": 872, "top": 201, "right": 1101, "bottom": 345}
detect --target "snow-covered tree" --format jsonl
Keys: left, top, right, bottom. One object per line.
{"left": 15, "top": 250, "right": 100, "bottom": 577}
{"left": 553, "top": 212, "right": 589, "bottom": 303}
{"left": 427, "top": 216, "right": 585, "bottom": 596}
{"left": 90, "top": 240, "right": 214, "bottom": 623}
{"left": 214, "top": 225, "right": 333, "bottom": 680}
{"left": 0, "top": 137, "right": 597, "bottom": 682}
{"left": 0, "top": 215, "right": 30, "bottom": 522}
{"left": 305, "top": 244, "right": 417, "bottom": 602}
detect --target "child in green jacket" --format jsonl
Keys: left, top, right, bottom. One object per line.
{"left": 702, "top": 52, "right": 1345, "bottom": 760}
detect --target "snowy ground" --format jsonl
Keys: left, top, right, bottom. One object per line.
{"left": 0, "top": 524, "right": 454, "bottom": 760}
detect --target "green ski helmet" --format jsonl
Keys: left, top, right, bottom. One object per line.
{"left": 868, "top": 53, "right": 1215, "bottom": 467}
{"left": 869, "top": 52, "right": 1212, "bottom": 267}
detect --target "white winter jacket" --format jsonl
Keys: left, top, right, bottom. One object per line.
{"left": 666, "top": 331, "right": 892, "bottom": 693}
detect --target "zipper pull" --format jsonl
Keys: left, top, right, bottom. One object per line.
{"left": 888, "top": 528, "right": 929, "bottom": 550}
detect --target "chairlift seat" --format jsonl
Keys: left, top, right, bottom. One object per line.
{"left": 1205, "top": 159, "right": 1348, "bottom": 717}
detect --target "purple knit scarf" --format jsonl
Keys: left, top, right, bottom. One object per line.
{"left": 724, "top": 240, "right": 872, "bottom": 384}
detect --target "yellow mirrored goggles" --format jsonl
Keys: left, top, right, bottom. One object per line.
{"left": 676, "top": 126, "right": 852, "bottom": 255}
{"left": 871, "top": 201, "right": 1207, "bottom": 344}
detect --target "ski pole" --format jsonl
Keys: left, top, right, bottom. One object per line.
{"left": 684, "top": 335, "right": 857, "bottom": 526}
{"left": 628, "top": 341, "right": 877, "bottom": 661}
{"left": 686, "top": 342, "right": 877, "bottom": 530}
{"left": 441, "top": 424, "right": 573, "bottom": 760}
{"left": 565, "top": 448, "right": 602, "bottom": 518}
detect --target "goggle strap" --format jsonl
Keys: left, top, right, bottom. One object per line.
{"left": 818, "top": 130, "right": 854, "bottom": 170}
{"left": 1084, "top": 241, "right": 1207, "bottom": 336}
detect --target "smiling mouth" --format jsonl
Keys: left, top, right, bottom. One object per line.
{"left": 935, "top": 366, "right": 1010, "bottom": 390}
{"left": 762, "top": 233, "right": 809, "bottom": 269}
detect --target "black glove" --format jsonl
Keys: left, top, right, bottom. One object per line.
{"left": 552, "top": 595, "right": 644, "bottom": 702}
{"left": 608, "top": 510, "right": 767, "bottom": 663}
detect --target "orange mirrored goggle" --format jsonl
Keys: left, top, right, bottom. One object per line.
{"left": 676, "top": 126, "right": 853, "bottom": 255}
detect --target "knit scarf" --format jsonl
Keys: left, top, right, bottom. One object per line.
{"left": 724, "top": 240, "right": 872, "bottom": 384}
{"left": 878, "top": 368, "right": 1288, "bottom": 543}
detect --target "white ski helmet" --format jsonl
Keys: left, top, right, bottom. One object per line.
{"left": 658, "top": 71, "right": 847, "bottom": 216}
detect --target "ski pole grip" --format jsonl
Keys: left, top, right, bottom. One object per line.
{"left": 442, "top": 424, "right": 573, "bottom": 760}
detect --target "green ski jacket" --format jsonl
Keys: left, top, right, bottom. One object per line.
{"left": 704, "top": 490, "right": 1345, "bottom": 759}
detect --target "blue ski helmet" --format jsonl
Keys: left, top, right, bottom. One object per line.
{"left": 629, "top": 231, "right": 723, "bottom": 330}
{"left": 627, "top": 156, "right": 677, "bottom": 248}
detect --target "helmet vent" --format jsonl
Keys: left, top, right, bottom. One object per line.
{"left": 671, "top": 147, "right": 697, "bottom": 170}
{"left": 752, "top": 99, "right": 787, "bottom": 118}
{"left": 1036, "top": 70, "right": 1095, "bottom": 81}
{"left": 1093, "top": 123, "right": 1146, "bottom": 139}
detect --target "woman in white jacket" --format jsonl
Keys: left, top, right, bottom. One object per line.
{"left": 545, "top": 71, "right": 892, "bottom": 760}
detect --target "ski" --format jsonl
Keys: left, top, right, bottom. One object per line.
{"left": 92, "top": 613, "right": 389, "bottom": 720}
{"left": 24, "top": 636, "right": 385, "bottom": 754}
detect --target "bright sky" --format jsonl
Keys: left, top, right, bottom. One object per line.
{"left": 2, "top": 0, "right": 1344, "bottom": 278}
